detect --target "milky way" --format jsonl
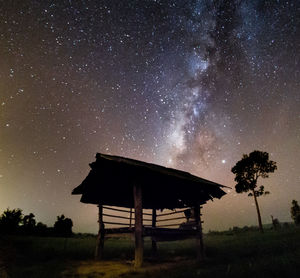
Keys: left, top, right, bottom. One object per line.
{"left": 1, "top": 0, "right": 299, "bottom": 232}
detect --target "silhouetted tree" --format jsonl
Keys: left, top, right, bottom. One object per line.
{"left": 231, "top": 150, "right": 277, "bottom": 233}
{"left": 54, "top": 214, "right": 73, "bottom": 237}
{"left": 291, "top": 200, "right": 300, "bottom": 226}
{"left": 22, "top": 213, "right": 36, "bottom": 234}
{"left": 0, "top": 208, "right": 23, "bottom": 234}
{"left": 271, "top": 215, "right": 280, "bottom": 230}
{"left": 35, "top": 222, "right": 48, "bottom": 236}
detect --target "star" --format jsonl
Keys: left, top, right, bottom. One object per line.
{"left": 0, "top": 0, "right": 299, "bottom": 233}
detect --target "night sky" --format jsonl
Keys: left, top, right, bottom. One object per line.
{"left": 1, "top": 0, "right": 299, "bottom": 233}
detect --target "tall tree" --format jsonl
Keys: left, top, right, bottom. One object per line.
{"left": 290, "top": 200, "right": 300, "bottom": 226}
{"left": 231, "top": 150, "right": 277, "bottom": 233}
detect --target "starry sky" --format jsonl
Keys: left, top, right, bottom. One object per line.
{"left": 0, "top": 0, "right": 299, "bottom": 233}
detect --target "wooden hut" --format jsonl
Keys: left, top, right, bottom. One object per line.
{"left": 72, "top": 153, "right": 227, "bottom": 267}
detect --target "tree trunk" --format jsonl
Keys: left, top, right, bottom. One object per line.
{"left": 253, "top": 190, "right": 263, "bottom": 233}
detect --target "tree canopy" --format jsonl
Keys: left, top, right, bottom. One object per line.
{"left": 54, "top": 214, "right": 73, "bottom": 237}
{"left": 0, "top": 208, "right": 23, "bottom": 234}
{"left": 232, "top": 150, "right": 277, "bottom": 195}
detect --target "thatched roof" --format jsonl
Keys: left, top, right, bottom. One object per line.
{"left": 72, "top": 153, "right": 227, "bottom": 209}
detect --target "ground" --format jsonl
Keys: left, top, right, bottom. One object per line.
{"left": 1, "top": 227, "right": 299, "bottom": 278}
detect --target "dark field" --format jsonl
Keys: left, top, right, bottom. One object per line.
{"left": 1, "top": 227, "right": 299, "bottom": 278}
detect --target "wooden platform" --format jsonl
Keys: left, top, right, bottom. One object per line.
{"left": 105, "top": 227, "right": 199, "bottom": 242}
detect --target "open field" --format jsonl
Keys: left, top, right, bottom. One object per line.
{"left": 1, "top": 227, "right": 299, "bottom": 278}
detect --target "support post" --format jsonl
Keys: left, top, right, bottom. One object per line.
{"left": 194, "top": 205, "right": 204, "bottom": 261}
{"left": 95, "top": 204, "right": 105, "bottom": 260}
{"left": 133, "top": 184, "right": 143, "bottom": 267}
{"left": 151, "top": 208, "right": 157, "bottom": 257}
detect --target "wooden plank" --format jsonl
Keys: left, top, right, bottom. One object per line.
{"left": 103, "top": 206, "right": 131, "bottom": 213}
{"left": 103, "top": 213, "right": 132, "bottom": 220}
{"left": 156, "top": 216, "right": 186, "bottom": 222}
{"left": 156, "top": 209, "right": 187, "bottom": 217}
{"left": 95, "top": 204, "right": 105, "bottom": 260}
{"left": 103, "top": 221, "right": 131, "bottom": 226}
{"left": 151, "top": 209, "right": 157, "bottom": 256}
{"left": 194, "top": 205, "right": 204, "bottom": 261}
{"left": 144, "top": 227, "right": 198, "bottom": 236}
{"left": 133, "top": 184, "right": 143, "bottom": 268}
{"left": 105, "top": 227, "right": 133, "bottom": 234}
{"left": 156, "top": 223, "right": 182, "bottom": 227}
{"left": 102, "top": 206, "right": 152, "bottom": 216}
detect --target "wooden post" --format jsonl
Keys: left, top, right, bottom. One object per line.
{"left": 151, "top": 208, "right": 157, "bottom": 257}
{"left": 133, "top": 184, "right": 143, "bottom": 268}
{"left": 95, "top": 204, "right": 105, "bottom": 260}
{"left": 194, "top": 205, "right": 204, "bottom": 261}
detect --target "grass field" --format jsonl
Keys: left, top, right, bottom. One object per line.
{"left": 1, "top": 227, "right": 299, "bottom": 278}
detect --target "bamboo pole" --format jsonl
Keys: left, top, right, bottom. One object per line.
{"left": 95, "top": 204, "right": 105, "bottom": 260}
{"left": 151, "top": 208, "right": 157, "bottom": 257}
{"left": 194, "top": 205, "right": 204, "bottom": 261}
{"left": 133, "top": 184, "right": 143, "bottom": 267}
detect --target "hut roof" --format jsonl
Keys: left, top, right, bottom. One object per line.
{"left": 72, "top": 153, "right": 227, "bottom": 209}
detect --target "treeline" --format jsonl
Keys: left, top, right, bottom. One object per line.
{"left": 208, "top": 199, "right": 300, "bottom": 236}
{"left": 0, "top": 208, "right": 73, "bottom": 237}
